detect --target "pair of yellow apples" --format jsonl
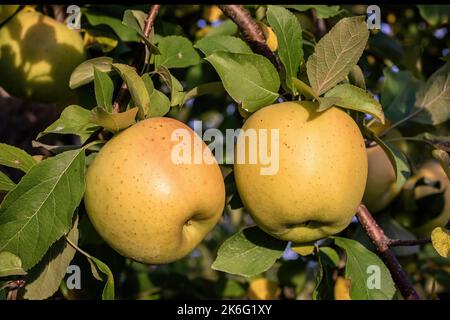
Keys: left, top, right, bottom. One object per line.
{"left": 84, "top": 101, "right": 369, "bottom": 264}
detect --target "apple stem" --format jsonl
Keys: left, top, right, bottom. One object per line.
{"left": 112, "top": 4, "right": 161, "bottom": 114}
{"left": 356, "top": 204, "right": 421, "bottom": 300}
{"left": 218, "top": 5, "right": 281, "bottom": 71}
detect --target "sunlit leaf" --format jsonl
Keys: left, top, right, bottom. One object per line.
{"left": 0, "top": 252, "right": 26, "bottom": 278}
{"left": 0, "top": 149, "right": 85, "bottom": 270}
{"left": 112, "top": 63, "right": 151, "bottom": 119}
{"left": 69, "top": 57, "right": 114, "bottom": 89}
{"left": 306, "top": 16, "right": 369, "bottom": 96}
{"left": 212, "top": 226, "right": 287, "bottom": 277}
{"left": 431, "top": 227, "right": 450, "bottom": 258}
{"left": 37, "top": 105, "right": 100, "bottom": 144}
{"left": 155, "top": 36, "right": 200, "bottom": 69}
{"left": 334, "top": 237, "right": 396, "bottom": 300}
{"left": 205, "top": 52, "right": 280, "bottom": 112}
{"left": 23, "top": 218, "right": 78, "bottom": 300}
{"left": 324, "top": 83, "right": 385, "bottom": 123}
{"left": 94, "top": 68, "right": 114, "bottom": 112}
{"left": 195, "top": 35, "right": 252, "bottom": 56}
{"left": 91, "top": 107, "right": 138, "bottom": 133}
{"left": 267, "top": 5, "right": 303, "bottom": 94}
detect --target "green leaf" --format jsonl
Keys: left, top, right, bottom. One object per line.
{"left": 122, "top": 9, "right": 146, "bottom": 35}
{"left": 0, "top": 149, "right": 85, "bottom": 270}
{"left": 112, "top": 63, "right": 151, "bottom": 119}
{"left": 0, "top": 172, "right": 15, "bottom": 192}
{"left": 306, "top": 16, "right": 369, "bottom": 96}
{"left": 23, "top": 218, "right": 78, "bottom": 300}
{"left": 0, "top": 144, "right": 37, "bottom": 173}
{"left": 348, "top": 65, "right": 366, "bottom": 90}
{"left": 69, "top": 57, "right": 114, "bottom": 89}
{"left": 37, "top": 105, "right": 100, "bottom": 144}
{"left": 154, "top": 36, "right": 200, "bottom": 69}
{"left": 381, "top": 68, "right": 422, "bottom": 123}
{"left": 205, "top": 52, "right": 280, "bottom": 112}
{"left": 155, "top": 65, "right": 185, "bottom": 107}
{"left": 94, "top": 68, "right": 114, "bottom": 112}
{"left": 211, "top": 226, "right": 287, "bottom": 277}
{"left": 431, "top": 227, "right": 450, "bottom": 258}
{"left": 141, "top": 74, "right": 170, "bottom": 117}
{"left": 285, "top": 5, "right": 344, "bottom": 19}
{"left": 122, "top": 10, "right": 160, "bottom": 55}
{"left": 324, "top": 83, "right": 385, "bottom": 123}
{"left": 432, "top": 149, "right": 450, "bottom": 180}
{"left": 91, "top": 107, "right": 138, "bottom": 133}
{"left": 412, "top": 61, "right": 450, "bottom": 125}
{"left": 418, "top": 5, "right": 450, "bottom": 26}
{"left": 267, "top": 5, "right": 303, "bottom": 94}
{"left": 84, "top": 28, "right": 119, "bottom": 53}
{"left": 84, "top": 9, "right": 140, "bottom": 42}
{"left": 65, "top": 238, "right": 115, "bottom": 300}
{"left": 313, "top": 246, "right": 339, "bottom": 300}
{"left": 204, "top": 20, "right": 238, "bottom": 38}
{"left": 31, "top": 141, "right": 81, "bottom": 155}
{"left": 317, "top": 97, "right": 341, "bottom": 112}
{"left": 182, "top": 82, "right": 225, "bottom": 105}
{"left": 368, "top": 32, "right": 405, "bottom": 68}
{"left": 292, "top": 77, "right": 317, "bottom": 99}
{"left": 372, "top": 135, "right": 411, "bottom": 189}
{"left": 195, "top": 36, "right": 252, "bottom": 56}
{"left": 334, "top": 237, "right": 396, "bottom": 300}
{"left": 0, "top": 252, "right": 26, "bottom": 278}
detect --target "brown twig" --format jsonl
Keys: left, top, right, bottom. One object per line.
{"left": 112, "top": 4, "right": 160, "bottom": 113}
{"left": 4, "top": 280, "right": 25, "bottom": 300}
{"left": 51, "top": 5, "right": 66, "bottom": 23}
{"left": 218, "top": 5, "right": 280, "bottom": 71}
{"left": 310, "top": 8, "right": 327, "bottom": 37}
{"left": 356, "top": 204, "right": 421, "bottom": 300}
{"left": 388, "top": 238, "right": 431, "bottom": 247}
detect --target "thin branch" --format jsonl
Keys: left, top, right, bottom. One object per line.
{"left": 218, "top": 5, "right": 280, "bottom": 70}
{"left": 112, "top": 4, "right": 160, "bottom": 113}
{"left": 51, "top": 5, "right": 66, "bottom": 23}
{"left": 380, "top": 108, "right": 423, "bottom": 137}
{"left": 4, "top": 280, "right": 25, "bottom": 300}
{"left": 356, "top": 204, "right": 421, "bottom": 300}
{"left": 388, "top": 238, "right": 431, "bottom": 247}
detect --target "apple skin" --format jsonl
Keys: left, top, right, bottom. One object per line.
{"left": 84, "top": 117, "right": 226, "bottom": 264}
{"left": 234, "top": 101, "right": 368, "bottom": 243}
{"left": 0, "top": 5, "right": 19, "bottom": 23}
{"left": 248, "top": 278, "right": 281, "bottom": 300}
{"left": 0, "top": 10, "right": 85, "bottom": 103}
{"left": 362, "top": 145, "right": 402, "bottom": 212}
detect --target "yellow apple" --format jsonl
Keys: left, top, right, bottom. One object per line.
{"left": 234, "top": 101, "right": 368, "bottom": 243}
{"left": 248, "top": 278, "right": 281, "bottom": 300}
{"left": 257, "top": 22, "right": 278, "bottom": 52}
{"left": 0, "top": 5, "right": 19, "bottom": 23}
{"left": 334, "top": 277, "right": 351, "bottom": 300}
{"left": 84, "top": 117, "right": 226, "bottom": 264}
{"left": 0, "top": 10, "right": 86, "bottom": 103}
